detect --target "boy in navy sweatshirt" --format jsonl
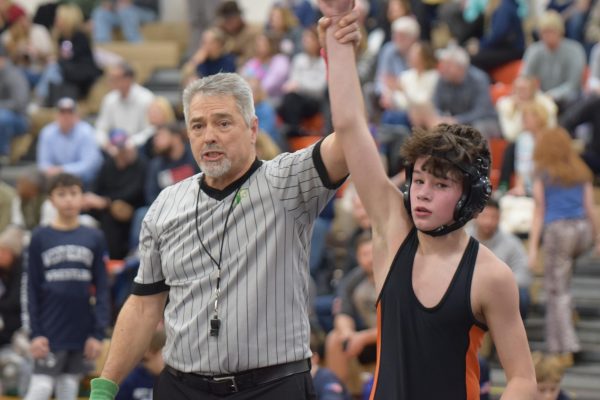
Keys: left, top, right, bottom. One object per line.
{"left": 24, "top": 173, "right": 110, "bottom": 400}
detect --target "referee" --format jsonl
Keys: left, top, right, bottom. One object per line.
{"left": 89, "top": 49, "right": 358, "bottom": 399}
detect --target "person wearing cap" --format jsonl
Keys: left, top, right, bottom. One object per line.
{"left": 1, "top": 7, "right": 53, "bottom": 88}
{"left": 0, "top": 40, "right": 29, "bottom": 163}
{"left": 521, "top": 10, "right": 586, "bottom": 112}
{"left": 215, "top": 1, "right": 262, "bottom": 67}
{"left": 37, "top": 97, "right": 103, "bottom": 187}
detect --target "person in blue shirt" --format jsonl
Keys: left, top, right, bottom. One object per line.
{"left": 24, "top": 173, "right": 110, "bottom": 400}
{"left": 116, "top": 327, "right": 165, "bottom": 400}
{"left": 310, "top": 332, "right": 351, "bottom": 400}
{"left": 36, "top": 97, "right": 103, "bottom": 187}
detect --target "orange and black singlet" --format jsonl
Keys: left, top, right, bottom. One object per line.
{"left": 370, "top": 229, "right": 487, "bottom": 400}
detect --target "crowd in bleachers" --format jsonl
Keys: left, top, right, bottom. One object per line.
{"left": 1, "top": 0, "right": 600, "bottom": 398}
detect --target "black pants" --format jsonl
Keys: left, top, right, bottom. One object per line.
{"left": 153, "top": 369, "right": 316, "bottom": 400}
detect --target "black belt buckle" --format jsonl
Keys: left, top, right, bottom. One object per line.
{"left": 212, "top": 375, "right": 238, "bottom": 393}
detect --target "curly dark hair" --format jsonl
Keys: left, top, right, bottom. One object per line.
{"left": 400, "top": 124, "right": 491, "bottom": 180}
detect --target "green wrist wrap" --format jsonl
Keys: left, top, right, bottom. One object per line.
{"left": 89, "top": 377, "right": 119, "bottom": 400}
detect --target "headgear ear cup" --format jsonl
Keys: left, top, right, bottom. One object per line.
{"left": 402, "top": 165, "right": 413, "bottom": 214}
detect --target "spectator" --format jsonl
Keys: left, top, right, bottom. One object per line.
{"left": 560, "top": 94, "right": 600, "bottom": 174}
{"left": 310, "top": 332, "right": 351, "bottom": 400}
{"left": 0, "top": 1, "right": 26, "bottom": 35}
{"left": 414, "top": 44, "right": 500, "bottom": 138}
{"left": 240, "top": 32, "right": 290, "bottom": 100}
{"left": 467, "top": 198, "right": 532, "bottom": 318}
{"left": 11, "top": 170, "right": 47, "bottom": 231}
{"left": 584, "top": 0, "right": 600, "bottom": 46}
{"left": 134, "top": 96, "right": 176, "bottom": 159}
{"left": 248, "top": 77, "right": 285, "bottom": 151}
{"left": 529, "top": 127, "right": 600, "bottom": 368}
{"left": 0, "top": 41, "right": 29, "bottom": 163}
{"left": 95, "top": 61, "right": 154, "bottom": 153}
{"left": 0, "top": 179, "right": 15, "bottom": 233}
{"left": 496, "top": 75, "right": 558, "bottom": 142}
{"left": 24, "top": 173, "right": 110, "bottom": 400}
{"left": 84, "top": 129, "right": 146, "bottom": 259}
{"left": 546, "top": 0, "right": 590, "bottom": 43}
{"left": 585, "top": 42, "right": 600, "bottom": 95}
{"left": 37, "top": 97, "right": 103, "bottom": 187}
{"left": 1, "top": 7, "right": 53, "bottom": 88}
{"left": 215, "top": 1, "right": 261, "bottom": 67}
{"left": 185, "top": 0, "right": 220, "bottom": 60}
{"left": 35, "top": 3, "right": 102, "bottom": 105}
{"left": 278, "top": 27, "right": 327, "bottom": 137}
{"left": 115, "top": 325, "right": 165, "bottom": 400}
{"left": 467, "top": 0, "right": 525, "bottom": 73}
{"left": 533, "top": 352, "right": 572, "bottom": 399}
{"left": 183, "top": 27, "right": 236, "bottom": 82}
{"left": 91, "top": 0, "right": 157, "bottom": 43}
{"left": 325, "top": 232, "right": 377, "bottom": 388}
{"left": 521, "top": 10, "right": 586, "bottom": 111}
{"left": 265, "top": 3, "right": 303, "bottom": 56}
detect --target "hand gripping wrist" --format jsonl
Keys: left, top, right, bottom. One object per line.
{"left": 90, "top": 377, "right": 119, "bottom": 400}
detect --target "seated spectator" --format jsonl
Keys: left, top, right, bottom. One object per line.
{"left": 240, "top": 32, "right": 290, "bottom": 100}
{"left": 521, "top": 10, "right": 586, "bottom": 111}
{"left": 467, "top": 198, "right": 532, "bottom": 318}
{"left": 379, "top": 40, "right": 439, "bottom": 128}
{"left": 533, "top": 352, "right": 572, "bottom": 399}
{"left": 0, "top": 42, "right": 29, "bottom": 163}
{"left": 278, "top": 27, "right": 327, "bottom": 137}
{"left": 325, "top": 232, "right": 377, "bottom": 388}
{"left": 0, "top": 225, "right": 25, "bottom": 396}
{"left": 36, "top": 97, "right": 103, "bottom": 187}
{"left": 183, "top": 27, "right": 236, "bottom": 82}
{"left": 215, "top": 1, "right": 261, "bottom": 68}
{"left": 95, "top": 61, "right": 154, "bottom": 153}
{"left": 91, "top": 0, "right": 157, "bottom": 43}
{"left": 499, "top": 101, "right": 553, "bottom": 196}
{"left": 115, "top": 325, "right": 165, "bottom": 400}
{"left": 265, "top": 3, "right": 303, "bottom": 56}
{"left": 310, "top": 332, "right": 351, "bottom": 400}
{"left": 413, "top": 44, "right": 500, "bottom": 138}
{"left": 1, "top": 7, "right": 53, "bottom": 88}
{"left": 0, "top": 179, "right": 16, "bottom": 233}
{"left": 496, "top": 75, "right": 558, "bottom": 142}
{"left": 11, "top": 170, "right": 46, "bottom": 231}
{"left": 585, "top": 42, "right": 600, "bottom": 95}
{"left": 84, "top": 129, "right": 146, "bottom": 259}
{"left": 35, "top": 3, "right": 102, "bottom": 105}
{"left": 134, "top": 96, "right": 176, "bottom": 159}
{"left": 0, "top": 1, "right": 26, "bottom": 35}
{"left": 467, "top": 0, "right": 525, "bottom": 73}
{"left": 546, "top": 0, "right": 590, "bottom": 43}
{"left": 248, "top": 78, "right": 285, "bottom": 151}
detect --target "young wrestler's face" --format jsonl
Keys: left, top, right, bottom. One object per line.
{"left": 409, "top": 157, "right": 463, "bottom": 231}
{"left": 49, "top": 184, "right": 83, "bottom": 220}
{"left": 187, "top": 94, "right": 258, "bottom": 189}
{"left": 536, "top": 380, "right": 561, "bottom": 400}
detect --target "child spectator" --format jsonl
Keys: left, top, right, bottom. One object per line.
{"left": 115, "top": 325, "right": 165, "bottom": 400}
{"left": 24, "top": 173, "right": 110, "bottom": 400}
{"left": 533, "top": 352, "right": 572, "bottom": 399}
{"left": 310, "top": 332, "right": 351, "bottom": 400}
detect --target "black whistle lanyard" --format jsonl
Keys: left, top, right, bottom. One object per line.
{"left": 194, "top": 180, "right": 242, "bottom": 337}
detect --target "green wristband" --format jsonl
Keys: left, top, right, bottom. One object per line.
{"left": 90, "top": 377, "right": 119, "bottom": 400}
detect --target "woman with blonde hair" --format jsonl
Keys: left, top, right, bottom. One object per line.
{"left": 265, "top": 3, "right": 302, "bottom": 56}
{"left": 529, "top": 127, "right": 600, "bottom": 368}
{"left": 34, "top": 3, "right": 101, "bottom": 105}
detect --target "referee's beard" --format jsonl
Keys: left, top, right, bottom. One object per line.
{"left": 200, "top": 157, "right": 233, "bottom": 179}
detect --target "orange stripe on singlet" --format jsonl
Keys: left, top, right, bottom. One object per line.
{"left": 465, "top": 325, "right": 485, "bottom": 400}
{"left": 368, "top": 303, "right": 382, "bottom": 400}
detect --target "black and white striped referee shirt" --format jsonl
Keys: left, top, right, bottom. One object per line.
{"left": 132, "top": 141, "right": 343, "bottom": 375}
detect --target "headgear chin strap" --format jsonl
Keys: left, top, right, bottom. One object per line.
{"left": 402, "top": 153, "right": 492, "bottom": 237}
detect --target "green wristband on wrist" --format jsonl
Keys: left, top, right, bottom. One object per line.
{"left": 90, "top": 377, "right": 119, "bottom": 400}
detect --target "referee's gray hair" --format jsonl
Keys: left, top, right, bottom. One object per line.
{"left": 182, "top": 73, "right": 255, "bottom": 127}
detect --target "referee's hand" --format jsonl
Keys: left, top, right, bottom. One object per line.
{"left": 89, "top": 377, "right": 119, "bottom": 400}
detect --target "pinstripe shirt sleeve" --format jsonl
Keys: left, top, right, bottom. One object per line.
{"left": 132, "top": 190, "right": 169, "bottom": 296}
{"left": 265, "top": 140, "right": 345, "bottom": 217}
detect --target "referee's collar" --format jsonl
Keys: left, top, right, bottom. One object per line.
{"left": 199, "top": 158, "right": 263, "bottom": 200}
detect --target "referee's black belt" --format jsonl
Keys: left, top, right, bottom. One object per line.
{"left": 165, "top": 359, "right": 310, "bottom": 395}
